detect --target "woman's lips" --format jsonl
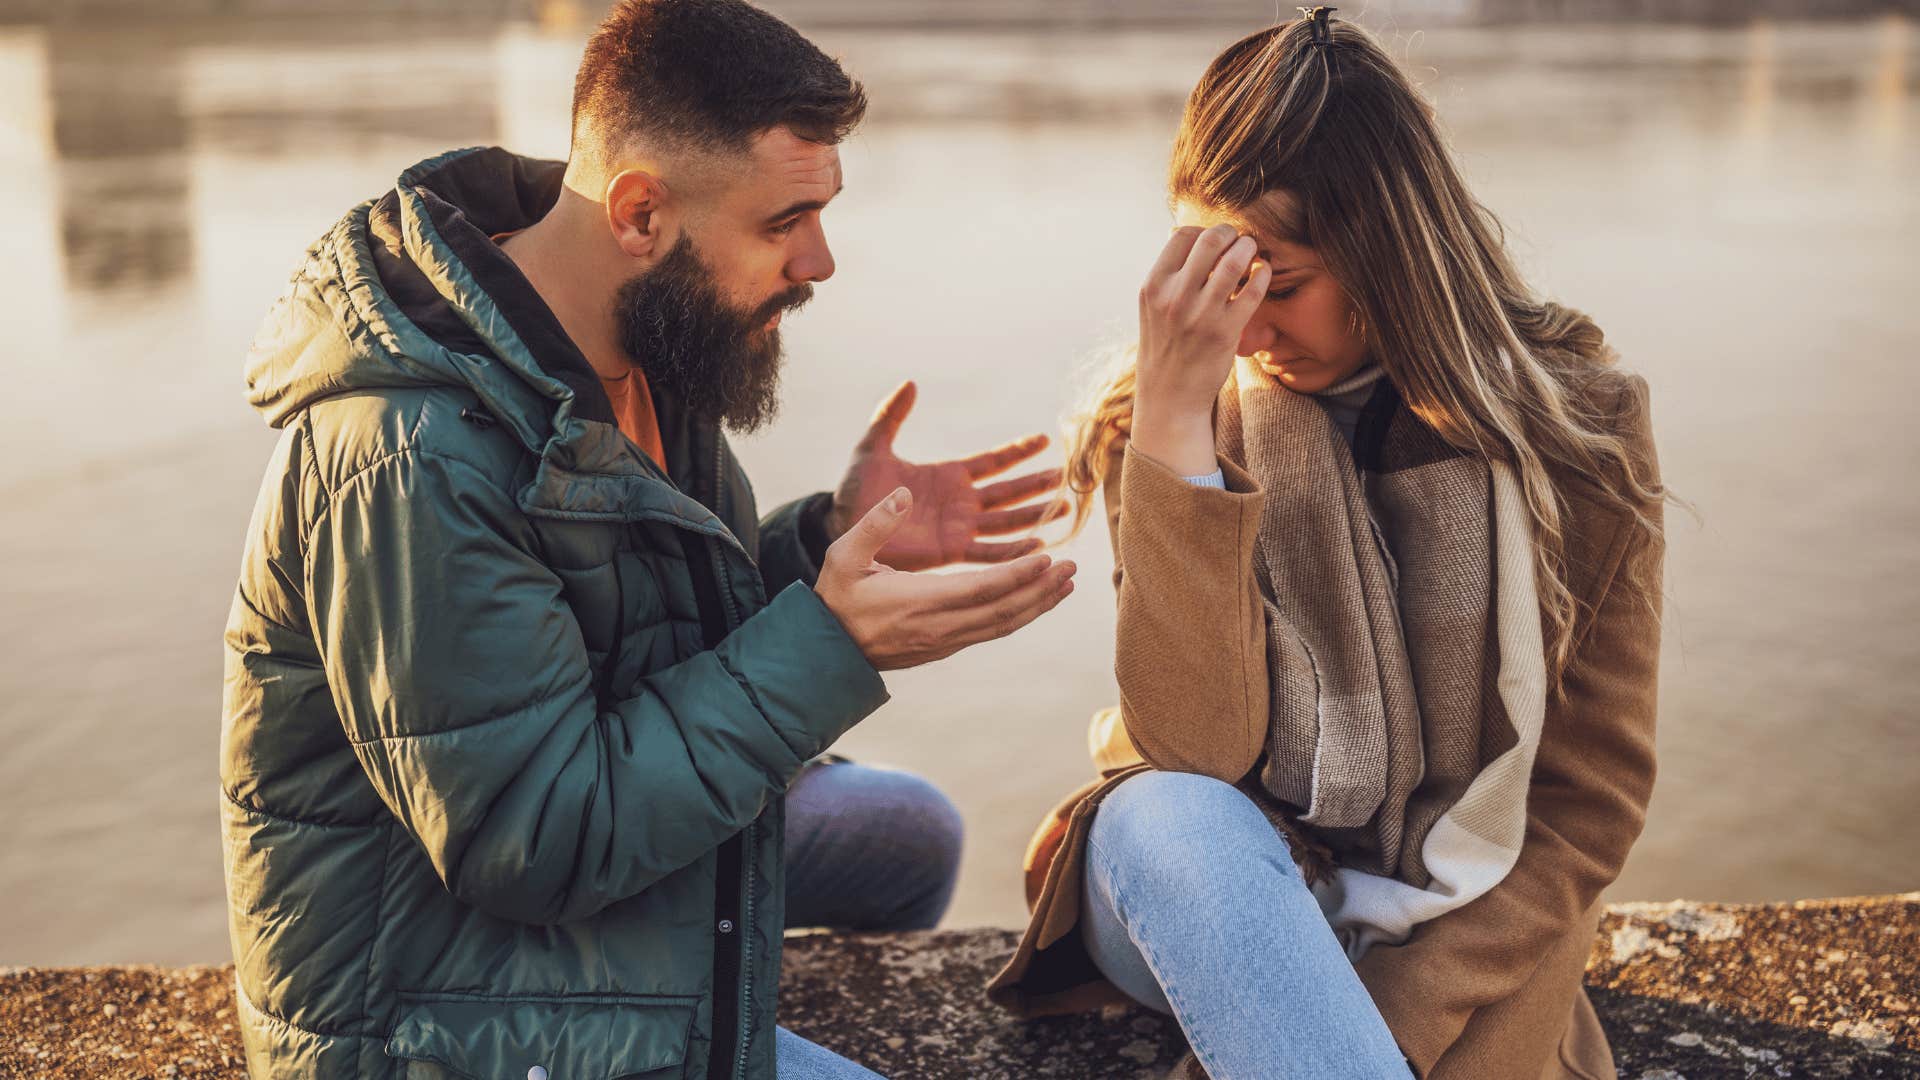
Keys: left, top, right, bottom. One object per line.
{"left": 1255, "top": 352, "right": 1311, "bottom": 376}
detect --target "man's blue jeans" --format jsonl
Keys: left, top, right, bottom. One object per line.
{"left": 1081, "top": 770, "right": 1413, "bottom": 1079}
{"left": 785, "top": 758, "right": 965, "bottom": 932}
{"left": 771, "top": 759, "right": 965, "bottom": 1077}
{"left": 773, "top": 1027, "right": 887, "bottom": 1080}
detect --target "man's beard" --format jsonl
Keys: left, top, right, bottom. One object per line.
{"left": 612, "top": 235, "right": 812, "bottom": 435}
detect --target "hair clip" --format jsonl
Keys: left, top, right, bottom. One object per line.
{"left": 1297, "top": 6, "right": 1338, "bottom": 45}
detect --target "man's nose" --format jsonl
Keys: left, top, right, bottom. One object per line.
{"left": 787, "top": 229, "right": 835, "bottom": 285}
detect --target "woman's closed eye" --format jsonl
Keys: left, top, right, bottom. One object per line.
{"left": 1266, "top": 285, "right": 1299, "bottom": 301}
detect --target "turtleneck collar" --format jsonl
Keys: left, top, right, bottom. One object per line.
{"left": 1315, "top": 363, "right": 1385, "bottom": 401}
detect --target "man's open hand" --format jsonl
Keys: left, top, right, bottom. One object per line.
{"left": 826, "top": 382, "right": 1067, "bottom": 571}
{"left": 815, "top": 487, "right": 1077, "bottom": 671}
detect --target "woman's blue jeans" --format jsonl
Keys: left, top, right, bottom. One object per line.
{"left": 1081, "top": 770, "right": 1414, "bottom": 1079}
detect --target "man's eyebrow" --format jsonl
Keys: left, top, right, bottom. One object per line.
{"left": 766, "top": 183, "right": 844, "bottom": 223}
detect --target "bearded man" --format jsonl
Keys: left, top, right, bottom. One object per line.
{"left": 219, "top": 2, "right": 1073, "bottom": 1077}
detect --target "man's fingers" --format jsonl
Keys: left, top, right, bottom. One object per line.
{"left": 943, "top": 563, "right": 1077, "bottom": 644}
{"left": 913, "top": 551, "right": 1054, "bottom": 610}
{"left": 832, "top": 486, "right": 911, "bottom": 566}
{"left": 960, "top": 433, "right": 1050, "bottom": 480}
{"left": 976, "top": 467, "right": 1063, "bottom": 510}
{"left": 975, "top": 500, "right": 1070, "bottom": 537}
{"left": 962, "top": 537, "right": 1047, "bottom": 562}
{"left": 855, "top": 380, "right": 918, "bottom": 453}
{"left": 859, "top": 556, "right": 1076, "bottom": 668}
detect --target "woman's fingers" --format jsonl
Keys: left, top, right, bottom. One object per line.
{"left": 1201, "top": 235, "right": 1259, "bottom": 307}
{"left": 1173, "top": 223, "right": 1242, "bottom": 297}
{"left": 1229, "top": 259, "right": 1273, "bottom": 313}
{"left": 1148, "top": 223, "right": 1258, "bottom": 329}
{"left": 1146, "top": 226, "right": 1207, "bottom": 286}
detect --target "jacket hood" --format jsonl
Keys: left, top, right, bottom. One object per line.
{"left": 243, "top": 146, "right": 619, "bottom": 463}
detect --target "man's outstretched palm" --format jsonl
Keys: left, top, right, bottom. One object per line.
{"left": 828, "top": 382, "right": 1066, "bottom": 572}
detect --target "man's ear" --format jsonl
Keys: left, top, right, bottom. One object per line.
{"left": 605, "top": 168, "right": 672, "bottom": 260}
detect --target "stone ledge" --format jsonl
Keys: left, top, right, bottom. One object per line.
{"left": 3, "top": 894, "right": 1914, "bottom": 1078}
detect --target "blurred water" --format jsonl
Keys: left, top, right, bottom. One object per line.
{"left": 0, "top": 12, "right": 1915, "bottom": 965}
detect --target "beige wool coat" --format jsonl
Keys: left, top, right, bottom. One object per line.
{"left": 988, "top": 373, "right": 1664, "bottom": 1080}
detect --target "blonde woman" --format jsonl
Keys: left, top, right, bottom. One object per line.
{"left": 990, "top": 10, "right": 1667, "bottom": 1079}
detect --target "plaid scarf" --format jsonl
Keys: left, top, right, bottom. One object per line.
{"left": 1213, "top": 359, "right": 1549, "bottom": 958}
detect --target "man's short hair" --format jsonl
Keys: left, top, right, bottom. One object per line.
{"left": 571, "top": 0, "right": 867, "bottom": 168}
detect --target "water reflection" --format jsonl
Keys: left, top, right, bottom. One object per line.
{"left": 1739, "top": 18, "right": 1777, "bottom": 144}
{"left": 1864, "top": 13, "right": 1909, "bottom": 152}
{"left": 10, "top": 14, "right": 1914, "bottom": 304}
{"left": 12, "top": 22, "right": 504, "bottom": 299}
{"left": 46, "top": 28, "right": 194, "bottom": 293}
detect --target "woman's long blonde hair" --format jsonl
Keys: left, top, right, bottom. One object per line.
{"left": 1063, "top": 15, "right": 1667, "bottom": 687}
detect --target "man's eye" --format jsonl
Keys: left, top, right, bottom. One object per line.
{"left": 770, "top": 219, "right": 798, "bottom": 236}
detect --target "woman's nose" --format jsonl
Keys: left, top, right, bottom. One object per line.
{"left": 1238, "top": 316, "right": 1279, "bottom": 357}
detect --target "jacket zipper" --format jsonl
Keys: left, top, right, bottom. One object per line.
{"left": 692, "top": 429, "right": 754, "bottom": 1080}
{"left": 711, "top": 437, "right": 755, "bottom": 1080}
{"left": 733, "top": 823, "right": 757, "bottom": 1080}
{"left": 708, "top": 435, "right": 744, "bottom": 633}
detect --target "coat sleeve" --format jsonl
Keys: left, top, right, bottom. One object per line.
{"left": 305, "top": 450, "right": 886, "bottom": 926}
{"left": 1107, "top": 441, "right": 1270, "bottom": 783}
{"left": 757, "top": 491, "right": 835, "bottom": 594}
{"left": 1353, "top": 379, "right": 1664, "bottom": 1074}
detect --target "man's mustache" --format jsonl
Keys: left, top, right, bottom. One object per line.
{"left": 753, "top": 284, "right": 814, "bottom": 324}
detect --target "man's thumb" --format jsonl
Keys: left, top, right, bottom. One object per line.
{"left": 837, "top": 487, "right": 910, "bottom": 565}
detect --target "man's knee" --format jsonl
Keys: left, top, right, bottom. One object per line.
{"left": 855, "top": 766, "right": 964, "bottom": 879}
{"left": 789, "top": 763, "right": 963, "bottom": 930}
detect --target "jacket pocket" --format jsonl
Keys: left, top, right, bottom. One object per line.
{"left": 385, "top": 992, "right": 700, "bottom": 1080}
